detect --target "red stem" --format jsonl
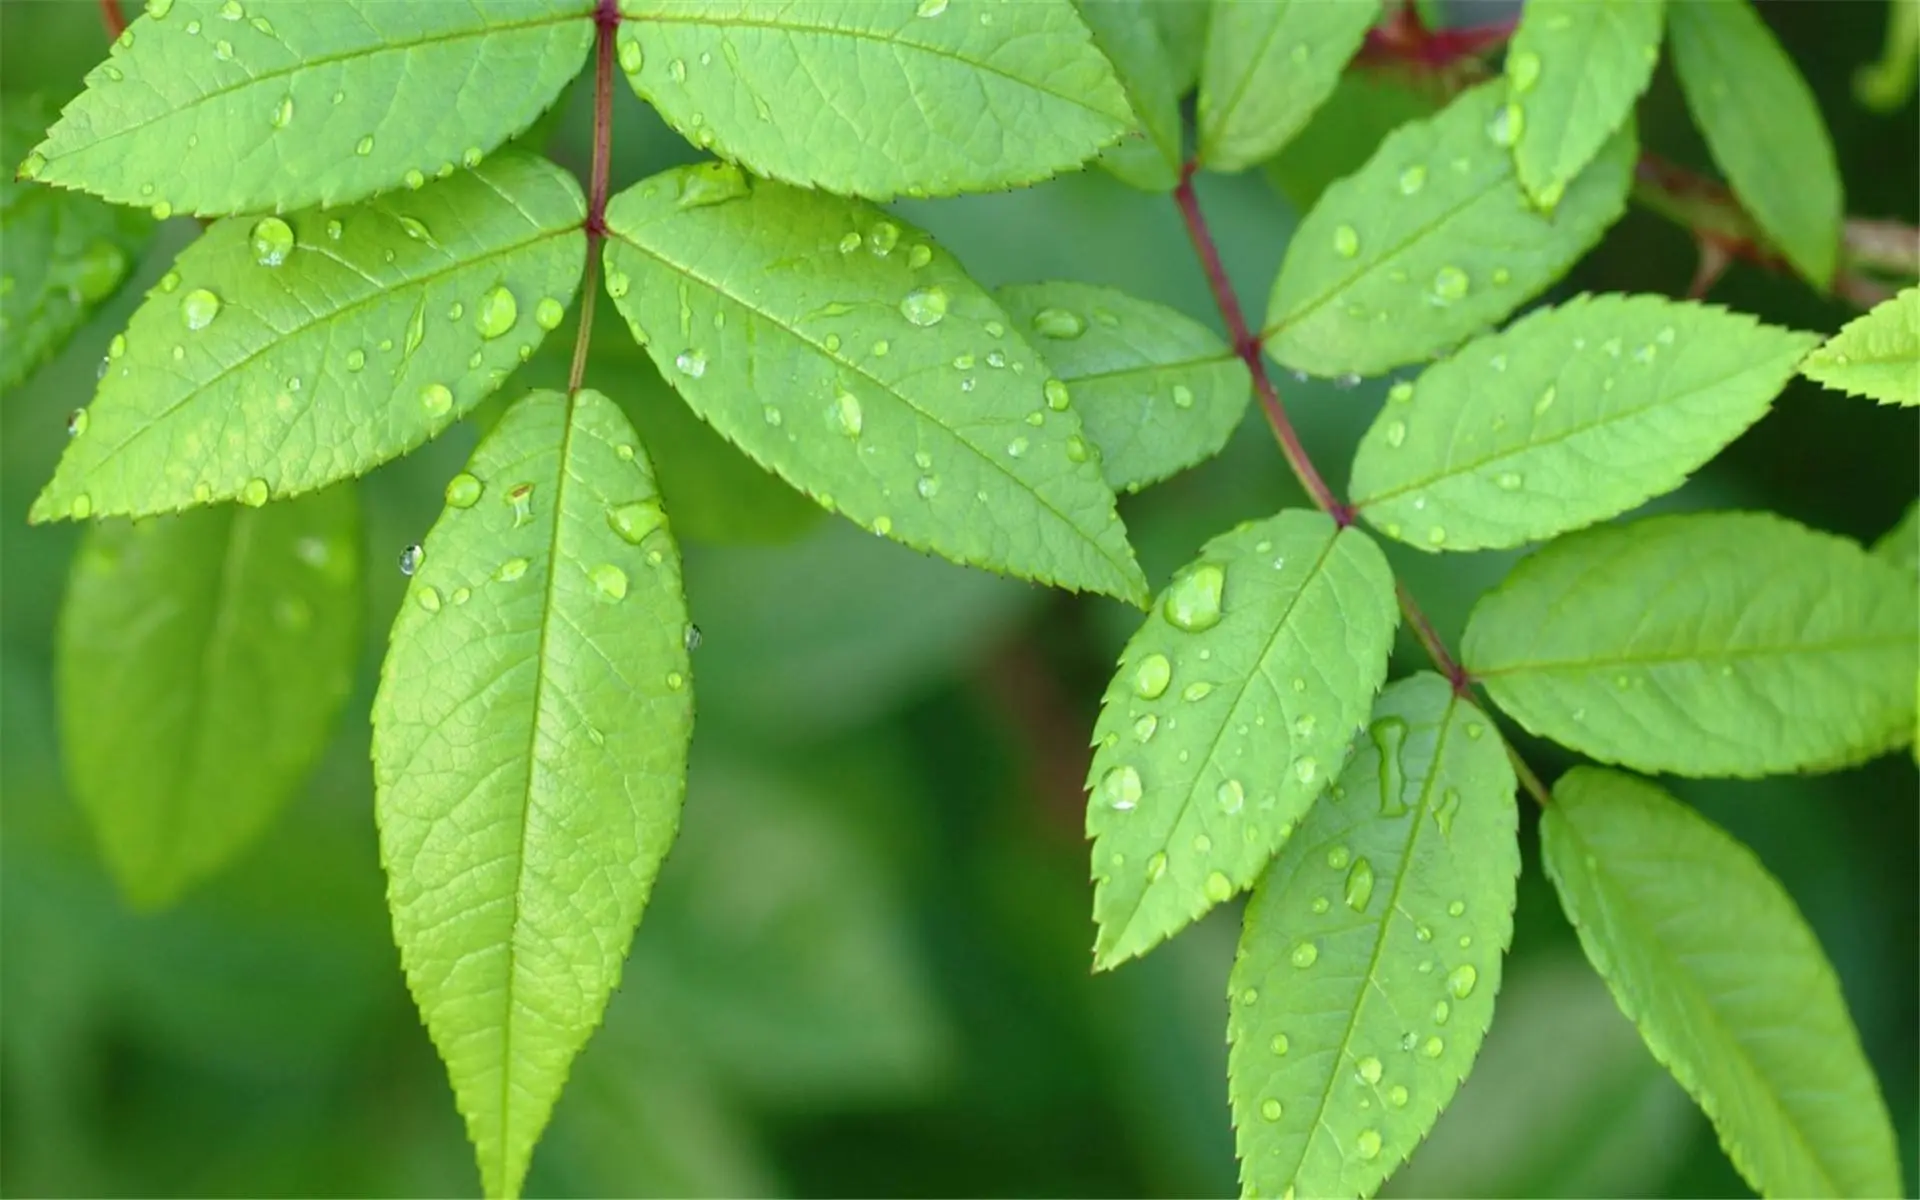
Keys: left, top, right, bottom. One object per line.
{"left": 99, "top": 0, "right": 125, "bottom": 39}
{"left": 568, "top": 1, "right": 619, "bottom": 395}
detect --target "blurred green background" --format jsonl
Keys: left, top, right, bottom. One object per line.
{"left": 3, "top": 2, "right": 1915, "bottom": 1196}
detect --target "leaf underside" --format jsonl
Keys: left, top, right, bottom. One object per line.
{"left": 1543, "top": 768, "right": 1903, "bottom": 1198}
{"left": 32, "top": 153, "right": 586, "bottom": 524}
{"left": 1464, "top": 511, "right": 1919, "bottom": 777}
{"left": 25, "top": 0, "right": 593, "bottom": 217}
{"left": 1505, "top": 0, "right": 1665, "bottom": 207}
{"left": 1350, "top": 293, "right": 1817, "bottom": 553}
{"left": 1088, "top": 509, "right": 1399, "bottom": 969}
{"left": 602, "top": 163, "right": 1147, "bottom": 604}
{"left": 615, "top": 0, "right": 1134, "bottom": 199}
{"left": 1229, "top": 673, "right": 1520, "bottom": 1200}
{"left": 372, "top": 389, "right": 693, "bottom": 1200}
{"left": 1197, "top": 0, "right": 1384, "bottom": 173}
{"left": 1265, "top": 80, "right": 1636, "bottom": 379}
{"left": 1799, "top": 285, "right": 1920, "bottom": 406}
{"left": 58, "top": 487, "right": 361, "bottom": 908}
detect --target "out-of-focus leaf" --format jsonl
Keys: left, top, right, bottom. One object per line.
{"left": 1076, "top": 0, "right": 1184, "bottom": 193}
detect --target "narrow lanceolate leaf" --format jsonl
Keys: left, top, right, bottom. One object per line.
{"left": 1799, "top": 286, "right": 1919, "bottom": 406}
{"left": 1075, "top": 0, "right": 1184, "bottom": 192}
{"left": 31, "top": 154, "right": 585, "bottom": 525}
{"left": 1229, "top": 674, "right": 1519, "bottom": 1200}
{"left": 996, "top": 282, "right": 1250, "bottom": 492}
{"left": 1505, "top": 0, "right": 1665, "bottom": 209}
{"left": 3, "top": 95, "right": 153, "bottom": 390}
{"left": 373, "top": 389, "right": 693, "bottom": 1200}
{"left": 1197, "top": 0, "right": 1382, "bottom": 173}
{"left": 1350, "top": 294, "right": 1817, "bottom": 553}
{"left": 58, "top": 487, "right": 359, "bottom": 908}
{"left": 613, "top": 0, "right": 1133, "bottom": 200}
{"left": 1667, "top": 0, "right": 1843, "bottom": 287}
{"left": 21, "top": 0, "right": 593, "bottom": 217}
{"left": 603, "top": 165, "right": 1147, "bottom": 604}
{"left": 1265, "top": 82, "right": 1634, "bottom": 379}
{"left": 1087, "top": 510, "right": 1397, "bottom": 969}
{"left": 1464, "top": 513, "right": 1919, "bottom": 777}
{"left": 1543, "top": 768, "right": 1904, "bottom": 1199}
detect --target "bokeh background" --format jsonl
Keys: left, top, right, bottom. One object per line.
{"left": 3, "top": 2, "right": 1915, "bottom": 1195}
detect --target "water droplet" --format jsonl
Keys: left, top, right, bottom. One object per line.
{"left": 1496, "top": 471, "right": 1522, "bottom": 490}
{"left": 1131, "top": 714, "right": 1158, "bottom": 743}
{"left": 1101, "top": 765, "right": 1142, "bottom": 812}
{"left": 1133, "top": 653, "right": 1171, "bottom": 698}
{"left": 1356, "top": 1055, "right": 1383, "bottom": 1084}
{"left": 1426, "top": 526, "right": 1447, "bottom": 546}
{"left": 1446, "top": 963, "right": 1478, "bottom": 999}
{"left": 403, "top": 168, "right": 425, "bottom": 190}
{"left": 1388, "top": 1084, "right": 1409, "bottom": 1107}
{"left": 618, "top": 36, "right": 643, "bottom": 73}
{"left": 1509, "top": 50, "right": 1541, "bottom": 92}
{"left": 985, "top": 349, "right": 1007, "bottom": 369}
{"left": 1416, "top": 924, "right": 1434, "bottom": 943}
{"left": 445, "top": 473, "right": 483, "bottom": 508}
{"left": 1422, "top": 1036, "right": 1444, "bottom": 1058}
{"left": 1333, "top": 224, "right": 1360, "bottom": 257}
{"left": 591, "top": 563, "right": 629, "bottom": 600}
{"left": 1146, "top": 852, "right": 1167, "bottom": 882}
{"left": 147, "top": 0, "right": 174, "bottom": 16}
{"left": 417, "top": 586, "right": 442, "bottom": 613}
{"left": 675, "top": 349, "right": 708, "bottom": 378}
{"left": 916, "top": 0, "right": 949, "bottom": 15}
{"left": 1182, "top": 681, "right": 1213, "bottom": 702}
{"left": 1205, "top": 871, "right": 1233, "bottom": 902}
{"left": 1370, "top": 716, "right": 1409, "bottom": 816}
{"left": 1290, "top": 941, "right": 1319, "bottom": 968}
{"left": 248, "top": 216, "right": 294, "bottom": 267}
{"left": 1487, "top": 102, "right": 1523, "bottom": 147}
{"left": 1356, "top": 1129, "right": 1382, "bottom": 1160}
{"left": 609, "top": 500, "right": 666, "bottom": 544}
{"left": 1216, "top": 779, "right": 1245, "bottom": 815}
{"left": 1031, "top": 306, "right": 1085, "bottom": 339}
{"left": 1270, "top": 1033, "right": 1290, "bottom": 1056}
{"left": 344, "top": 348, "right": 366, "bottom": 372}
{"left": 66, "top": 406, "right": 91, "bottom": 438}
{"left": 214, "top": 38, "right": 233, "bottom": 60}
{"left": 1432, "top": 787, "right": 1461, "bottom": 834}
{"left": 472, "top": 285, "right": 517, "bottom": 340}
{"left": 270, "top": 94, "right": 294, "bottom": 129}
{"left": 900, "top": 285, "right": 949, "bottom": 327}
{"left": 867, "top": 222, "right": 900, "bottom": 256}
{"left": 497, "top": 557, "right": 529, "bottom": 582}
{"left": 355, "top": 134, "right": 374, "bottom": 156}
{"left": 872, "top": 339, "right": 891, "bottom": 357}
{"left": 906, "top": 244, "right": 933, "bottom": 268}
{"left": 1344, "top": 857, "right": 1375, "bottom": 912}
{"left": 1533, "top": 385, "right": 1557, "bottom": 416}
{"left": 606, "top": 271, "right": 631, "bottom": 299}
{"left": 1006, "top": 436, "right": 1029, "bottom": 458}
{"left": 420, "top": 383, "right": 453, "bottom": 418}
{"left": 666, "top": 670, "right": 687, "bottom": 690}
{"left": 1535, "top": 178, "right": 1567, "bottom": 210}
{"left": 1260, "top": 1098, "right": 1283, "bottom": 1122}
{"left": 1044, "top": 379, "right": 1071, "bottom": 410}
{"left": 1431, "top": 266, "right": 1469, "bottom": 303}
{"left": 1163, "top": 563, "right": 1225, "bottom": 632}
{"left": 1432, "top": 1000, "right": 1451, "bottom": 1024}
{"left": 1399, "top": 165, "right": 1427, "bottom": 194}
{"left": 399, "top": 544, "right": 425, "bottom": 575}
{"left": 1384, "top": 420, "right": 1407, "bottom": 448}
{"left": 828, "top": 388, "right": 863, "bottom": 437}
{"left": 180, "top": 288, "right": 221, "bottom": 330}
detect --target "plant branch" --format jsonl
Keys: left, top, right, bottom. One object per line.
{"left": 99, "top": 0, "right": 125, "bottom": 39}
{"left": 568, "top": 0, "right": 619, "bottom": 395}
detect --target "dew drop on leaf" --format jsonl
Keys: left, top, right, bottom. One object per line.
{"left": 417, "top": 586, "right": 442, "bottom": 612}
{"left": 1486, "top": 102, "right": 1523, "bottom": 148}
{"left": 607, "top": 500, "right": 666, "bottom": 545}
{"left": 1356, "top": 1055, "right": 1383, "bottom": 1084}
{"left": 506, "top": 483, "right": 534, "bottom": 526}
{"left": 1163, "top": 564, "right": 1225, "bottom": 631}
{"left": 1290, "top": 941, "right": 1319, "bottom": 968}
{"left": 1370, "top": 716, "right": 1410, "bottom": 816}
{"left": 1384, "top": 420, "right": 1407, "bottom": 447}
{"left": 1006, "top": 436, "right": 1029, "bottom": 458}
{"left": 180, "top": 288, "right": 221, "bottom": 331}
{"left": 590, "top": 564, "right": 628, "bottom": 601}
{"left": 497, "top": 557, "right": 529, "bottom": 582}
{"left": 1431, "top": 266, "right": 1469, "bottom": 304}
{"left": 867, "top": 222, "right": 900, "bottom": 256}
{"left": 404, "top": 169, "right": 426, "bottom": 189}
{"left": 674, "top": 349, "right": 707, "bottom": 377}
{"left": 1333, "top": 224, "right": 1360, "bottom": 258}
{"left": 399, "top": 543, "right": 425, "bottom": 576}
{"left": 419, "top": 383, "right": 453, "bottom": 418}
{"left": 445, "top": 473, "right": 483, "bottom": 508}
{"left": 346, "top": 349, "right": 366, "bottom": 372}
{"left": 1270, "top": 1033, "right": 1290, "bottom": 1055}
{"left": 900, "top": 285, "right": 949, "bottom": 327}
{"left": 915, "top": 474, "right": 940, "bottom": 498}
{"left": 1510, "top": 50, "right": 1541, "bottom": 92}
{"left": 1133, "top": 653, "right": 1171, "bottom": 698}
{"left": 67, "top": 408, "right": 89, "bottom": 437}
{"left": 1100, "top": 765, "right": 1142, "bottom": 811}
{"left": 1205, "top": 871, "right": 1233, "bottom": 902}
{"left": 1031, "top": 306, "right": 1086, "bottom": 339}
{"left": 1447, "top": 963, "right": 1478, "bottom": 998}
{"left": 249, "top": 216, "right": 293, "bottom": 267}
{"left": 1399, "top": 165, "right": 1427, "bottom": 195}
{"left": 1171, "top": 384, "right": 1195, "bottom": 409}
{"left": 475, "top": 286, "right": 517, "bottom": 339}
{"left": 617, "top": 36, "right": 642, "bottom": 73}
{"left": 1344, "top": 857, "right": 1375, "bottom": 912}
{"left": 1356, "top": 1130, "right": 1383, "bottom": 1160}
{"left": 1260, "top": 1098, "right": 1283, "bottom": 1122}
{"left": 1388, "top": 1085, "right": 1409, "bottom": 1107}
{"left": 1146, "top": 851, "right": 1167, "bottom": 881}
{"left": 534, "top": 298, "right": 565, "bottom": 331}
{"left": 832, "top": 388, "right": 863, "bottom": 436}
{"left": 270, "top": 94, "right": 293, "bottom": 129}
{"left": 1132, "top": 714, "right": 1157, "bottom": 743}
{"left": 1216, "top": 778, "right": 1245, "bottom": 814}
{"left": 355, "top": 135, "right": 374, "bottom": 156}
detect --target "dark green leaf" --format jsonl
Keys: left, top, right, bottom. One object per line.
{"left": 1197, "top": 0, "right": 1383, "bottom": 173}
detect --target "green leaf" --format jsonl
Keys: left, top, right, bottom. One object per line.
{"left": 31, "top": 153, "right": 586, "bottom": 525}
{"left": 1463, "top": 512, "right": 1919, "bottom": 776}
{"left": 1197, "top": 0, "right": 1383, "bottom": 173}
{"left": 1075, "top": 0, "right": 1184, "bottom": 192}
{"left": 1667, "top": 0, "right": 1843, "bottom": 287}
{"left": 1264, "top": 81, "right": 1635, "bottom": 379}
{"left": 602, "top": 164, "right": 1147, "bottom": 604}
{"left": 1263, "top": 69, "right": 1441, "bottom": 213}
{"left": 57, "top": 487, "right": 360, "bottom": 908}
{"left": 1542, "top": 767, "right": 1904, "bottom": 1198}
{"left": 3, "top": 95, "right": 153, "bottom": 391}
{"left": 1086, "top": 509, "right": 1398, "bottom": 969}
{"left": 996, "top": 281, "right": 1250, "bottom": 492}
{"left": 613, "top": 0, "right": 1134, "bottom": 199}
{"left": 1350, "top": 294, "right": 1817, "bottom": 553}
{"left": 1799, "top": 285, "right": 1919, "bottom": 406}
{"left": 1873, "top": 499, "right": 1919, "bottom": 576}
{"left": 1147, "top": 0, "right": 1208, "bottom": 93}
{"left": 1229, "top": 673, "right": 1519, "bottom": 1200}
{"left": 1505, "top": 0, "right": 1665, "bottom": 209}
{"left": 22, "top": 0, "right": 593, "bottom": 217}
{"left": 372, "top": 388, "right": 693, "bottom": 1200}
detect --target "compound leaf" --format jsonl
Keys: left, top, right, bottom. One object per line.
{"left": 1265, "top": 81, "right": 1635, "bottom": 379}
{"left": 1075, "top": 0, "right": 1184, "bottom": 192}
{"left": 1464, "top": 512, "right": 1919, "bottom": 776}
{"left": 1542, "top": 768, "right": 1903, "bottom": 1199}
{"left": 1197, "top": 0, "right": 1382, "bottom": 173}
{"left": 22, "top": 0, "right": 593, "bottom": 217}
{"left": 58, "top": 486, "right": 360, "bottom": 908}
{"left": 1351, "top": 294, "right": 1816, "bottom": 552}
{"left": 372, "top": 388, "right": 693, "bottom": 1200}
{"left": 613, "top": 0, "right": 1133, "bottom": 199}
{"left": 1505, "top": 0, "right": 1665, "bottom": 209}
{"left": 1087, "top": 509, "right": 1397, "bottom": 970}
{"left": 1799, "top": 285, "right": 1920, "bottom": 407}
{"left": 1667, "top": 0, "right": 1842, "bottom": 287}
{"left": 1230, "top": 673, "right": 1519, "bottom": 1200}
{"left": 603, "top": 164, "right": 1147, "bottom": 604}
{"left": 996, "top": 281, "right": 1250, "bottom": 492}
{"left": 3, "top": 94, "right": 153, "bottom": 390}
{"left": 31, "top": 153, "right": 585, "bottom": 525}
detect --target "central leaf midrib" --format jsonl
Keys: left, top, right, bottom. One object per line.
{"left": 606, "top": 228, "right": 1133, "bottom": 581}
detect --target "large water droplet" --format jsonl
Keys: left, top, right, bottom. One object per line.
{"left": 1356, "top": 1130, "right": 1382, "bottom": 1160}
{"left": 1260, "top": 1098, "right": 1283, "bottom": 1122}
{"left": 867, "top": 222, "right": 900, "bottom": 256}
{"left": 618, "top": 36, "right": 643, "bottom": 73}
{"left": 1432, "top": 787, "right": 1461, "bottom": 835}
{"left": 1216, "top": 779, "right": 1245, "bottom": 815}
{"left": 1431, "top": 266, "right": 1469, "bottom": 304}
{"left": 399, "top": 543, "right": 425, "bottom": 575}
{"left": 1344, "top": 857, "right": 1376, "bottom": 912}
{"left": 249, "top": 216, "right": 294, "bottom": 266}
{"left": 1370, "top": 716, "right": 1409, "bottom": 816}
{"left": 180, "top": 288, "right": 221, "bottom": 330}
{"left": 270, "top": 94, "right": 294, "bottom": 129}
{"left": 420, "top": 383, "right": 453, "bottom": 418}
{"left": 498, "top": 557, "right": 529, "bottom": 582}
{"left": 916, "top": 0, "right": 949, "bottom": 15}
{"left": 240, "top": 477, "right": 268, "bottom": 507}
{"left": 1356, "top": 1055, "right": 1383, "bottom": 1085}
{"left": 1031, "top": 307, "right": 1085, "bottom": 339}
{"left": 1101, "top": 765, "right": 1142, "bottom": 812}
{"left": 445, "top": 472, "right": 483, "bottom": 508}
{"left": 609, "top": 500, "right": 666, "bottom": 544}
{"left": 1132, "top": 714, "right": 1157, "bottom": 743}
{"left": 1163, "top": 564, "right": 1225, "bottom": 632}
{"left": 417, "top": 586, "right": 442, "bottom": 613}
{"left": 832, "top": 388, "right": 863, "bottom": 436}
{"left": 900, "top": 285, "right": 949, "bottom": 327}
{"left": 1290, "top": 941, "right": 1319, "bottom": 968}
{"left": 675, "top": 349, "right": 708, "bottom": 378}
{"left": 591, "top": 563, "right": 629, "bottom": 600}
{"left": 1509, "top": 50, "right": 1541, "bottom": 92}
{"left": 1204, "top": 871, "right": 1233, "bottom": 902}
{"left": 1044, "top": 379, "right": 1071, "bottom": 411}
{"left": 475, "top": 285, "right": 517, "bottom": 339}
{"left": 1447, "top": 963, "right": 1478, "bottom": 999}
{"left": 1333, "top": 224, "right": 1360, "bottom": 257}
{"left": 1133, "top": 653, "right": 1171, "bottom": 698}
